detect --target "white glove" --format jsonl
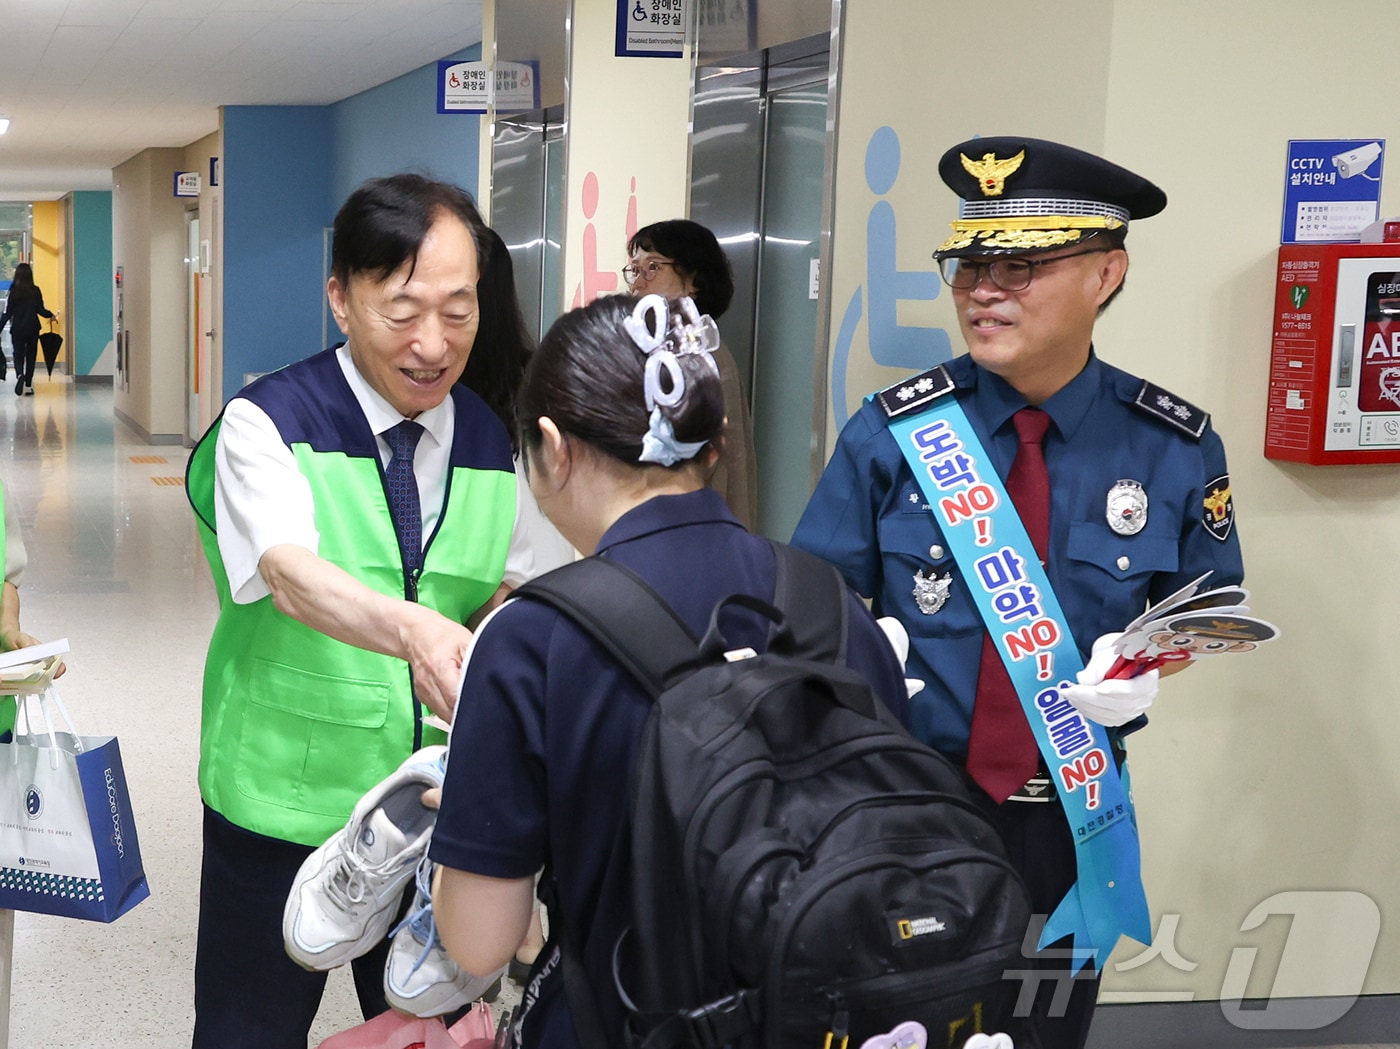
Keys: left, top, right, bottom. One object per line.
{"left": 875, "top": 617, "right": 927, "bottom": 699}
{"left": 1060, "top": 631, "right": 1159, "bottom": 727}
{"left": 961, "top": 1034, "right": 1015, "bottom": 1049}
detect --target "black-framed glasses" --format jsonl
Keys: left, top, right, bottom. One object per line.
{"left": 938, "top": 247, "right": 1108, "bottom": 292}
{"left": 622, "top": 258, "right": 674, "bottom": 285}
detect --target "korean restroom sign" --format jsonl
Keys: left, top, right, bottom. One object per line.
{"left": 1282, "top": 139, "right": 1385, "bottom": 243}
{"left": 616, "top": 0, "right": 687, "bottom": 57}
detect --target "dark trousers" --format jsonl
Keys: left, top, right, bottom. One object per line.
{"left": 969, "top": 787, "right": 1101, "bottom": 1049}
{"left": 192, "top": 806, "right": 396, "bottom": 1049}
{"left": 12, "top": 332, "right": 37, "bottom": 388}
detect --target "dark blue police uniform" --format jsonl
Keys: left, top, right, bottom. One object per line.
{"left": 793, "top": 351, "right": 1243, "bottom": 753}
{"left": 429, "top": 488, "right": 908, "bottom": 1049}
{"left": 791, "top": 351, "right": 1244, "bottom": 1048}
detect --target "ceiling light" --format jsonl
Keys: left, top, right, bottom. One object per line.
{"left": 0, "top": 119, "right": 9, "bottom": 135}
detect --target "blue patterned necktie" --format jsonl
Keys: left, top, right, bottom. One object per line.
{"left": 383, "top": 420, "right": 425, "bottom": 576}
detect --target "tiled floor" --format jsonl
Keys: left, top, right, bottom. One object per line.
{"left": 0, "top": 381, "right": 1390, "bottom": 1048}
{"left": 0, "top": 380, "right": 369, "bottom": 1047}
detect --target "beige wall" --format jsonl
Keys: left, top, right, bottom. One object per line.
{"left": 112, "top": 148, "right": 188, "bottom": 440}
{"left": 831, "top": 0, "right": 1400, "bottom": 1003}
{"left": 561, "top": 0, "right": 692, "bottom": 313}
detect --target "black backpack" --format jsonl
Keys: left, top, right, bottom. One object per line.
{"left": 516, "top": 542, "right": 1034, "bottom": 1049}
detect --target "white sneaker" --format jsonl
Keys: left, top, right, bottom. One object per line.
{"left": 283, "top": 745, "right": 447, "bottom": 971}
{"left": 384, "top": 855, "right": 505, "bottom": 1017}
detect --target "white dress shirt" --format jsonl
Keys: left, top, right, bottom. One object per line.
{"left": 214, "top": 344, "right": 540, "bottom": 605}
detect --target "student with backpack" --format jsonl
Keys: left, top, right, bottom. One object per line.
{"left": 429, "top": 293, "right": 1029, "bottom": 1049}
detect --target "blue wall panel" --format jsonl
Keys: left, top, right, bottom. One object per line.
{"left": 70, "top": 191, "right": 113, "bottom": 376}
{"left": 221, "top": 106, "right": 334, "bottom": 403}
{"left": 331, "top": 45, "right": 481, "bottom": 210}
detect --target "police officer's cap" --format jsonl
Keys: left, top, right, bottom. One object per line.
{"left": 933, "top": 136, "right": 1167, "bottom": 259}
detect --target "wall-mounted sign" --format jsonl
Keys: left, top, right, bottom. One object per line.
{"left": 438, "top": 60, "right": 541, "bottom": 114}
{"left": 616, "top": 0, "right": 687, "bottom": 58}
{"left": 1282, "top": 139, "right": 1385, "bottom": 243}
{"left": 174, "top": 171, "right": 201, "bottom": 198}
{"left": 210, "top": 156, "right": 221, "bottom": 188}
{"left": 495, "top": 61, "right": 540, "bottom": 113}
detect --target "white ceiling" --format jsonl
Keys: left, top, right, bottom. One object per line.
{"left": 0, "top": 0, "right": 485, "bottom": 201}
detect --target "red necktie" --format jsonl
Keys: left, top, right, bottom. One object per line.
{"left": 965, "top": 408, "right": 1052, "bottom": 802}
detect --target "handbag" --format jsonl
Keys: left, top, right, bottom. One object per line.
{"left": 0, "top": 648, "right": 150, "bottom": 923}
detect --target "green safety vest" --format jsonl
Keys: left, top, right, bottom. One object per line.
{"left": 0, "top": 480, "right": 12, "bottom": 738}
{"left": 186, "top": 354, "right": 516, "bottom": 845}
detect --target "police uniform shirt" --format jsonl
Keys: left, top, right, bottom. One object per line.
{"left": 791, "top": 352, "right": 1244, "bottom": 756}
{"left": 429, "top": 488, "right": 909, "bottom": 1049}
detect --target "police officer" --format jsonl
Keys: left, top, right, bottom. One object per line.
{"left": 792, "top": 136, "right": 1245, "bottom": 1049}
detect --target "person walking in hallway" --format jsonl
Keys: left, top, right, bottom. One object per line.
{"left": 0, "top": 263, "right": 56, "bottom": 395}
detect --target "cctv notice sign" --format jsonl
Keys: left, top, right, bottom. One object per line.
{"left": 1282, "top": 139, "right": 1385, "bottom": 243}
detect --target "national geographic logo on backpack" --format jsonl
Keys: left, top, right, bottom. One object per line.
{"left": 891, "top": 911, "right": 955, "bottom": 947}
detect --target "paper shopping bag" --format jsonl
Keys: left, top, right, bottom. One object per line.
{"left": 315, "top": 1010, "right": 460, "bottom": 1049}
{"left": 0, "top": 687, "right": 150, "bottom": 922}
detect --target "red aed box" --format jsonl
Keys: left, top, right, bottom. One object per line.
{"left": 1265, "top": 241, "right": 1400, "bottom": 464}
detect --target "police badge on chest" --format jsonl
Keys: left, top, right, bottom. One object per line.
{"left": 1106, "top": 479, "right": 1148, "bottom": 536}
{"left": 912, "top": 568, "right": 952, "bottom": 615}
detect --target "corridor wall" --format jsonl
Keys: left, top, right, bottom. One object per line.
{"left": 823, "top": 1, "right": 1400, "bottom": 1037}
{"left": 69, "top": 191, "right": 114, "bottom": 377}
{"left": 218, "top": 47, "right": 483, "bottom": 406}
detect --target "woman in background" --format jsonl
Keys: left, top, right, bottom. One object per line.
{"left": 0, "top": 263, "right": 56, "bottom": 395}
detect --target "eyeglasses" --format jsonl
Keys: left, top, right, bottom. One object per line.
{"left": 622, "top": 258, "right": 674, "bottom": 285}
{"left": 938, "top": 247, "right": 1108, "bottom": 292}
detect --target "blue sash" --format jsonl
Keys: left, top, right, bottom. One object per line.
{"left": 887, "top": 384, "right": 1151, "bottom": 970}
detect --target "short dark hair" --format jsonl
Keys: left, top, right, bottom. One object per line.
{"left": 459, "top": 227, "right": 533, "bottom": 450}
{"left": 331, "top": 174, "right": 488, "bottom": 286}
{"left": 518, "top": 295, "right": 724, "bottom": 469}
{"left": 627, "top": 219, "right": 734, "bottom": 318}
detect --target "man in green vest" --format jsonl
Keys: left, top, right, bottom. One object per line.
{"left": 186, "top": 175, "right": 534, "bottom": 1049}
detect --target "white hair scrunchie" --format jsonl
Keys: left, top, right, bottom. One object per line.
{"left": 624, "top": 294, "right": 721, "bottom": 466}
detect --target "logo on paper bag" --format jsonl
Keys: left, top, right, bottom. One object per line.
{"left": 24, "top": 785, "right": 42, "bottom": 819}
{"left": 105, "top": 767, "right": 125, "bottom": 858}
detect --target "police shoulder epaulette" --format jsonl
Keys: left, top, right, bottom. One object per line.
{"left": 1131, "top": 380, "right": 1209, "bottom": 440}
{"left": 875, "top": 365, "right": 956, "bottom": 420}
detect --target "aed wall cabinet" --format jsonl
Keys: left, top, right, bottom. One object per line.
{"left": 1265, "top": 243, "right": 1400, "bottom": 464}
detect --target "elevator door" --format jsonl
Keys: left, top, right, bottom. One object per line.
{"left": 492, "top": 107, "right": 565, "bottom": 341}
{"left": 690, "top": 36, "right": 831, "bottom": 541}
{"left": 751, "top": 81, "right": 828, "bottom": 542}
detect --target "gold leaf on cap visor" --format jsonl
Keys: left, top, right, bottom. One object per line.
{"left": 936, "top": 214, "right": 1125, "bottom": 254}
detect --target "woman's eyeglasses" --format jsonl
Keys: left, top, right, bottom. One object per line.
{"left": 622, "top": 259, "right": 674, "bottom": 285}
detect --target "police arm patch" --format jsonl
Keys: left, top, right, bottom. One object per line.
{"left": 1203, "top": 475, "right": 1234, "bottom": 542}
{"left": 1132, "top": 380, "right": 1208, "bottom": 439}
{"left": 875, "top": 366, "right": 955, "bottom": 420}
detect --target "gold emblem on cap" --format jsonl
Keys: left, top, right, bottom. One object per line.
{"left": 960, "top": 150, "right": 1025, "bottom": 197}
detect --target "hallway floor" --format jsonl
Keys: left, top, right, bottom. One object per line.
{"left": 0, "top": 381, "right": 1392, "bottom": 1048}
{"left": 2, "top": 379, "right": 366, "bottom": 1047}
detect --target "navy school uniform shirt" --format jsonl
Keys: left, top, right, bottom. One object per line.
{"left": 791, "top": 352, "right": 1244, "bottom": 757}
{"left": 429, "top": 487, "right": 909, "bottom": 1049}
